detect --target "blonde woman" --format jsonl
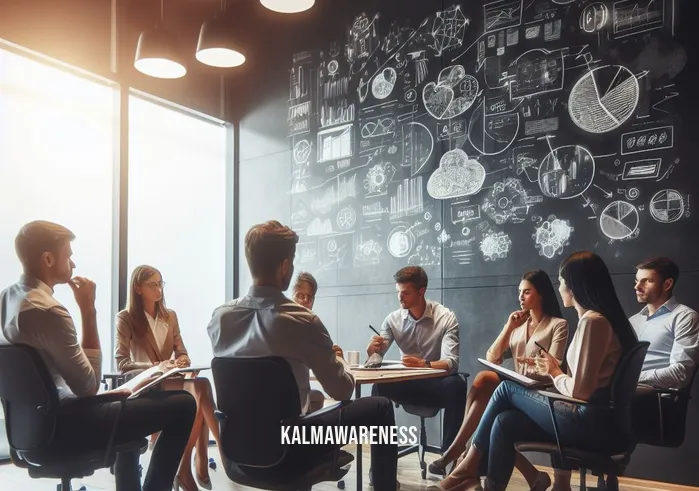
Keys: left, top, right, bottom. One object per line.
{"left": 115, "top": 265, "right": 219, "bottom": 491}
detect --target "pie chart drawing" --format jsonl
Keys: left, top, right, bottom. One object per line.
{"left": 600, "top": 201, "right": 639, "bottom": 240}
{"left": 468, "top": 100, "right": 520, "bottom": 156}
{"left": 650, "top": 189, "right": 684, "bottom": 223}
{"left": 568, "top": 65, "right": 639, "bottom": 134}
{"left": 538, "top": 145, "right": 595, "bottom": 199}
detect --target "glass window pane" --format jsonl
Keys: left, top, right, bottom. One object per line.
{"left": 127, "top": 95, "right": 227, "bottom": 366}
{"left": 0, "top": 48, "right": 116, "bottom": 375}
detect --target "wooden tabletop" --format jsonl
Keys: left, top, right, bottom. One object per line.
{"left": 311, "top": 367, "right": 447, "bottom": 385}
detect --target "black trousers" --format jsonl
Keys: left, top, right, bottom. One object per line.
{"left": 255, "top": 396, "right": 398, "bottom": 491}
{"left": 631, "top": 388, "right": 687, "bottom": 446}
{"left": 372, "top": 373, "right": 468, "bottom": 453}
{"left": 52, "top": 390, "right": 197, "bottom": 491}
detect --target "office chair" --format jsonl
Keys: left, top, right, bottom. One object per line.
{"left": 633, "top": 365, "right": 698, "bottom": 448}
{"left": 0, "top": 343, "right": 147, "bottom": 491}
{"left": 515, "top": 342, "right": 649, "bottom": 491}
{"left": 211, "top": 356, "right": 354, "bottom": 491}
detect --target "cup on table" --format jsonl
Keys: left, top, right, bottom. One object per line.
{"left": 346, "top": 350, "right": 360, "bottom": 366}
{"left": 534, "top": 357, "right": 547, "bottom": 376}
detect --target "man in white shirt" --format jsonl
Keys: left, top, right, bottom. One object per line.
{"left": 0, "top": 221, "right": 196, "bottom": 491}
{"left": 208, "top": 220, "right": 398, "bottom": 491}
{"left": 368, "top": 266, "right": 468, "bottom": 456}
{"left": 629, "top": 257, "right": 699, "bottom": 443}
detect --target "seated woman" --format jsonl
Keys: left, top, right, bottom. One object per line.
{"left": 432, "top": 251, "right": 638, "bottom": 491}
{"left": 115, "top": 265, "right": 220, "bottom": 491}
{"left": 429, "top": 269, "right": 569, "bottom": 491}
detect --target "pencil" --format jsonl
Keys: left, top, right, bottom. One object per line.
{"left": 369, "top": 325, "right": 381, "bottom": 337}
{"left": 534, "top": 341, "right": 548, "bottom": 354}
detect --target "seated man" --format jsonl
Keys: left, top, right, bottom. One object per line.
{"left": 630, "top": 257, "right": 699, "bottom": 443}
{"left": 292, "top": 271, "right": 330, "bottom": 412}
{"left": 207, "top": 220, "right": 398, "bottom": 491}
{"left": 369, "top": 266, "right": 468, "bottom": 456}
{"left": 0, "top": 220, "right": 196, "bottom": 491}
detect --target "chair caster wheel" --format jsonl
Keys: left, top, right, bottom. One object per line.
{"left": 337, "top": 479, "right": 346, "bottom": 489}
{"left": 422, "top": 469, "right": 427, "bottom": 480}
{"left": 209, "top": 457, "right": 216, "bottom": 470}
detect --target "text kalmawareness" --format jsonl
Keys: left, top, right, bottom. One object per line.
{"left": 281, "top": 425, "right": 419, "bottom": 445}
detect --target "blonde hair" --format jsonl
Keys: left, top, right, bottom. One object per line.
{"left": 15, "top": 220, "right": 75, "bottom": 276}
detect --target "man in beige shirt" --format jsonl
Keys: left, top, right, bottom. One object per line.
{"left": 0, "top": 220, "right": 196, "bottom": 491}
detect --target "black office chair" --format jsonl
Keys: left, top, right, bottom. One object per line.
{"left": 211, "top": 356, "right": 354, "bottom": 491}
{"left": 392, "top": 372, "right": 469, "bottom": 480}
{"left": 515, "top": 342, "right": 650, "bottom": 491}
{"left": 0, "top": 343, "right": 147, "bottom": 491}
{"left": 633, "top": 365, "right": 699, "bottom": 447}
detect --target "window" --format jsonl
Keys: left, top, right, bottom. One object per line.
{"left": 127, "top": 94, "right": 227, "bottom": 365}
{"left": 0, "top": 47, "right": 116, "bottom": 375}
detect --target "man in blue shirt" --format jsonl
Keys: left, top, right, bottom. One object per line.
{"left": 629, "top": 257, "right": 699, "bottom": 444}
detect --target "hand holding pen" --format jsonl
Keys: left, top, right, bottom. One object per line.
{"left": 367, "top": 324, "right": 387, "bottom": 355}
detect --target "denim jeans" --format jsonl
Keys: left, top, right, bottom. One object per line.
{"left": 471, "top": 380, "right": 612, "bottom": 491}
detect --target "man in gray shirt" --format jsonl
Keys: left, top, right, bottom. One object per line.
{"left": 208, "top": 220, "right": 398, "bottom": 490}
{"left": 369, "top": 266, "right": 468, "bottom": 458}
{"left": 629, "top": 257, "right": 699, "bottom": 443}
{"left": 0, "top": 220, "right": 196, "bottom": 491}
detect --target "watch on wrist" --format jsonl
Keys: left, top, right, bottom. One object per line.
{"left": 425, "top": 360, "right": 431, "bottom": 368}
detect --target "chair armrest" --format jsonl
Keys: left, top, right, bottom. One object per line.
{"left": 537, "top": 390, "right": 587, "bottom": 405}
{"left": 458, "top": 372, "right": 470, "bottom": 383}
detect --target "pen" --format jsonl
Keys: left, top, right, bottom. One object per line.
{"left": 369, "top": 325, "right": 381, "bottom": 337}
{"left": 534, "top": 341, "right": 548, "bottom": 354}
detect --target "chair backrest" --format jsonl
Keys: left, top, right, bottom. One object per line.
{"left": 0, "top": 344, "right": 59, "bottom": 453}
{"left": 609, "top": 341, "right": 650, "bottom": 437}
{"left": 211, "top": 356, "right": 302, "bottom": 468}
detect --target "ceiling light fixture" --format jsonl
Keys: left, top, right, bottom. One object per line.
{"left": 196, "top": 1, "right": 246, "bottom": 68}
{"left": 134, "top": 0, "right": 186, "bottom": 79}
{"left": 260, "top": 0, "right": 315, "bottom": 14}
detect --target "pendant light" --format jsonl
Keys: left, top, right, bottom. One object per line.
{"left": 134, "top": 0, "right": 187, "bottom": 79}
{"left": 196, "top": 0, "right": 246, "bottom": 68}
{"left": 260, "top": 0, "right": 315, "bottom": 14}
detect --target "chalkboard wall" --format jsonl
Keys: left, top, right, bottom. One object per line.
{"left": 234, "top": 0, "right": 699, "bottom": 485}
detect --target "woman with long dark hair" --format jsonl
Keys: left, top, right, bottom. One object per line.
{"left": 430, "top": 252, "right": 637, "bottom": 491}
{"left": 429, "top": 269, "right": 569, "bottom": 491}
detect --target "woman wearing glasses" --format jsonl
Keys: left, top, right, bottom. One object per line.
{"left": 115, "top": 265, "right": 219, "bottom": 491}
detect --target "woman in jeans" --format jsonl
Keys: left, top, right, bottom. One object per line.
{"left": 430, "top": 251, "right": 638, "bottom": 491}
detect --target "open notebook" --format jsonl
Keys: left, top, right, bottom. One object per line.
{"left": 114, "top": 365, "right": 210, "bottom": 399}
{"left": 477, "top": 358, "right": 542, "bottom": 388}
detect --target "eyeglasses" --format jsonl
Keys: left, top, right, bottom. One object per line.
{"left": 144, "top": 281, "right": 166, "bottom": 289}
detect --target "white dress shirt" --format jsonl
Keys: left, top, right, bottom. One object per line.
{"left": 379, "top": 299, "right": 460, "bottom": 372}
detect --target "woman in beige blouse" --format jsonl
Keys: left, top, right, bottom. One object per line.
{"left": 431, "top": 252, "right": 638, "bottom": 491}
{"left": 115, "top": 265, "right": 219, "bottom": 491}
{"left": 429, "top": 269, "right": 568, "bottom": 490}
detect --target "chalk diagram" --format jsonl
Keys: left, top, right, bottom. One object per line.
{"left": 427, "top": 149, "right": 486, "bottom": 200}
{"left": 600, "top": 201, "right": 639, "bottom": 240}
{"left": 482, "top": 178, "right": 531, "bottom": 224}
{"left": 650, "top": 189, "right": 684, "bottom": 223}
{"left": 431, "top": 5, "right": 469, "bottom": 56}
{"left": 533, "top": 216, "right": 574, "bottom": 259}
{"left": 538, "top": 145, "right": 595, "bottom": 199}
{"left": 568, "top": 66, "right": 639, "bottom": 134}
{"left": 387, "top": 225, "right": 415, "bottom": 258}
{"left": 423, "top": 65, "right": 479, "bottom": 120}
{"left": 468, "top": 99, "right": 520, "bottom": 156}
{"left": 580, "top": 3, "right": 609, "bottom": 33}
{"left": 402, "top": 122, "right": 434, "bottom": 176}
{"left": 371, "top": 67, "right": 397, "bottom": 100}
{"left": 480, "top": 230, "right": 512, "bottom": 261}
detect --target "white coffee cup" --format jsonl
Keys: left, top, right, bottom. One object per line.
{"left": 347, "top": 351, "right": 360, "bottom": 366}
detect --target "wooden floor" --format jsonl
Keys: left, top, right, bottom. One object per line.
{"left": 0, "top": 445, "right": 695, "bottom": 491}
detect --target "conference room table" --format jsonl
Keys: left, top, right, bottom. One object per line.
{"left": 313, "top": 365, "right": 447, "bottom": 491}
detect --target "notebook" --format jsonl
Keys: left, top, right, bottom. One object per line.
{"left": 477, "top": 358, "right": 542, "bottom": 388}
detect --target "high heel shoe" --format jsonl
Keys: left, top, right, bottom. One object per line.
{"left": 192, "top": 449, "right": 212, "bottom": 490}
{"left": 173, "top": 475, "right": 198, "bottom": 491}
